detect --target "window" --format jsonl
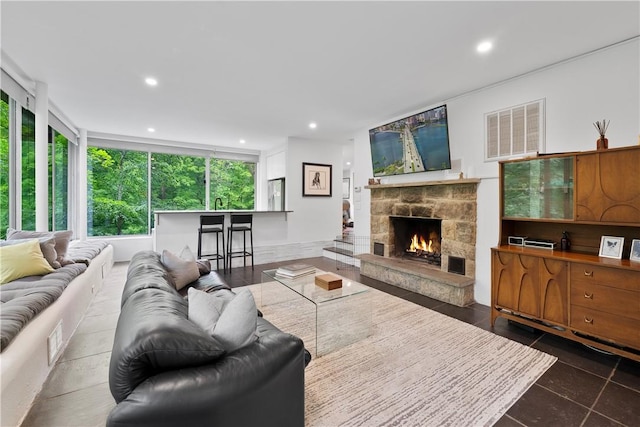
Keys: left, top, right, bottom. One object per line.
{"left": 485, "top": 99, "right": 545, "bottom": 161}
{"left": 87, "top": 147, "right": 149, "bottom": 236}
{"left": 49, "top": 127, "right": 68, "bottom": 230}
{"left": 21, "top": 108, "right": 36, "bottom": 230}
{"left": 210, "top": 158, "right": 255, "bottom": 210}
{"left": 0, "top": 92, "right": 9, "bottom": 239}
{"left": 87, "top": 142, "right": 256, "bottom": 237}
{"left": 151, "top": 153, "right": 206, "bottom": 212}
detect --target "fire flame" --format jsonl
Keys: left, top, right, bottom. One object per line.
{"left": 408, "top": 234, "right": 433, "bottom": 253}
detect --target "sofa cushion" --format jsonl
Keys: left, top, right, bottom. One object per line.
{"left": 161, "top": 249, "right": 199, "bottom": 291}
{"left": 188, "top": 288, "right": 257, "bottom": 353}
{"left": 121, "top": 251, "right": 178, "bottom": 306}
{"left": 109, "top": 287, "right": 226, "bottom": 403}
{"left": 6, "top": 229, "right": 74, "bottom": 266}
{"left": 1, "top": 235, "right": 59, "bottom": 269}
{"left": 0, "top": 239, "right": 55, "bottom": 284}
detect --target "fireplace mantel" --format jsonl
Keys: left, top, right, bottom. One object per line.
{"left": 365, "top": 178, "right": 480, "bottom": 190}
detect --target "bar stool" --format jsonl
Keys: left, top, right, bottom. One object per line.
{"left": 226, "top": 214, "right": 254, "bottom": 272}
{"left": 197, "top": 214, "right": 226, "bottom": 272}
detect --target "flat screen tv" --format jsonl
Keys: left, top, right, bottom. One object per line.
{"left": 369, "top": 104, "right": 451, "bottom": 177}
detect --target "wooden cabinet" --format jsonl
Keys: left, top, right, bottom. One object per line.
{"left": 576, "top": 148, "right": 640, "bottom": 223}
{"left": 569, "top": 263, "right": 640, "bottom": 349}
{"left": 492, "top": 145, "right": 640, "bottom": 362}
{"left": 492, "top": 251, "right": 568, "bottom": 325}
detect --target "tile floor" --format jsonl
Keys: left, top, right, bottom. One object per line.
{"left": 20, "top": 257, "right": 640, "bottom": 427}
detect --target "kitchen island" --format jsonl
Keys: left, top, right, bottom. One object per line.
{"left": 153, "top": 210, "right": 306, "bottom": 267}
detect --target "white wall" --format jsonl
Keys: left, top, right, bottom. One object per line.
{"left": 286, "top": 137, "right": 345, "bottom": 242}
{"left": 354, "top": 39, "right": 640, "bottom": 306}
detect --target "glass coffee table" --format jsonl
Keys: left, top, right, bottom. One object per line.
{"left": 261, "top": 269, "right": 372, "bottom": 357}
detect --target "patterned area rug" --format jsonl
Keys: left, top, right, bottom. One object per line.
{"left": 252, "top": 282, "right": 557, "bottom": 427}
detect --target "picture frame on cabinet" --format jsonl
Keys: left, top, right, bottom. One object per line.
{"left": 598, "top": 235, "right": 624, "bottom": 259}
{"left": 630, "top": 239, "right": 640, "bottom": 262}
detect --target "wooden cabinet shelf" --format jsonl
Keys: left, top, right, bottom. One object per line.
{"left": 492, "top": 145, "right": 640, "bottom": 362}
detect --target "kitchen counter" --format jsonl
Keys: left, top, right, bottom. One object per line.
{"left": 153, "top": 210, "right": 293, "bottom": 264}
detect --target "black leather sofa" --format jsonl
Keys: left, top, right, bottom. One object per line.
{"left": 107, "top": 251, "right": 306, "bottom": 427}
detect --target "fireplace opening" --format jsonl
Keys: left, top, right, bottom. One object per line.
{"left": 390, "top": 216, "right": 442, "bottom": 266}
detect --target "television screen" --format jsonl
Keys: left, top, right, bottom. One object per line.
{"left": 369, "top": 105, "right": 451, "bottom": 177}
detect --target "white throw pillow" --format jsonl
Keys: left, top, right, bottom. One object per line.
{"left": 188, "top": 288, "right": 258, "bottom": 352}
{"left": 187, "top": 287, "right": 228, "bottom": 335}
{"left": 213, "top": 288, "right": 258, "bottom": 352}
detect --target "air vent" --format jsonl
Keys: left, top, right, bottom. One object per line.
{"left": 373, "top": 242, "right": 384, "bottom": 256}
{"left": 448, "top": 256, "right": 466, "bottom": 276}
{"left": 485, "top": 99, "right": 544, "bottom": 161}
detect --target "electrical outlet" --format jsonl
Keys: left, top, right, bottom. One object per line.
{"left": 47, "top": 321, "right": 63, "bottom": 365}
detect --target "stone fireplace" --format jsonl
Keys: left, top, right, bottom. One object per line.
{"left": 360, "top": 179, "right": 479, "bottom": 306}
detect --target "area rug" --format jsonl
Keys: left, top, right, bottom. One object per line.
{"left": 252, "top": 282, "right": 557, "bottom": 427}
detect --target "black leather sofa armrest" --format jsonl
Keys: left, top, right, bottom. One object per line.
{"left": 107, "top": 325, "right": 305, "bottom": 427}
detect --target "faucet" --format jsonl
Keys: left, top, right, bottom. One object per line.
{"left": 214, "top": 197, "right": 223, "bottom": 210}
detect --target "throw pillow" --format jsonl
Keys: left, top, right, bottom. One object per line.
{"left": 179, "top": 245, "right": 215, "bottom": 276}
{"left": 214, "top": 288, "right": 258, "bottom": 352}
{"left": 187, "top": 287, "right": 228, "bottom": 335}
{"left": 179, "top": 245, "right": 196, "bottom": 261}
{"left": 188, "top": 287, "right": 258, "bottom": 352}
{"left": 213, "top": 288, "right": 258, "bottom": 352}
{"left": 6, "top": 228, "right": 74, "bottom": 266}
{"left": 52, "top": 230, "right": 74, "bottom": 266}
{"left": 161, "top": 249, "right": 200, "bottom": 290}
{"left": 0, "top": 236, "right": 59, "bottom": 269}
{"left": 195, "top": 259, "right": 212, "bottom": 276}
{"left": 0, "top": 239, "right": 55, "bottom": 284}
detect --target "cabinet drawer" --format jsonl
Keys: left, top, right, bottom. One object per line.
{"left": 570, "top": 305, "right": 640, "bottom": 349}
{"left": 570, "top": 263, "right": 639, "bottom": 291}
{"left": 571, "top": 282, "right": 640, "bottom": 320}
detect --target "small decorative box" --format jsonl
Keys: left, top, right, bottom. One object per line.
{"left": 315, "top": 273, "right": 342, "bottom": 290}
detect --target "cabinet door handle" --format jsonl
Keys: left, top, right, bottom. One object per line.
{"left": 584, "top": 271, "right": 593, "bottom": 277}
{"left": 584, "top": 317, "right": 594, "bottom": 324}
{"left": 584, "top": 292, "right": 593, "bottom": 299}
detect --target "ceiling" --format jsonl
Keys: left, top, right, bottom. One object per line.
{"left": 2, "top": 1, "right": 639, "bottom": 160}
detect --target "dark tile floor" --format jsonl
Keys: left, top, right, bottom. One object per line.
{"left": 226, "top": 257, "right": 640, "bottom": 427}
{"left": 22, "top": 256, "right": 640, "bottom": 427}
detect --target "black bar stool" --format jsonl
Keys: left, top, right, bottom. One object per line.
{"left": 197, "top": 214, "right": 226, "bottom": 272}
{"left": 226, "top": 214, "right": 254, "bottom": 272}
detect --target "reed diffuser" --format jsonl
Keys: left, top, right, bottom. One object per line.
{"left": 593, "top": 119, "right": 609, "bottom": 150}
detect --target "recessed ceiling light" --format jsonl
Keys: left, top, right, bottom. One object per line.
{"left": 145, "top": 77, "right": 158, "bottom": 86}
{"left": 147, "top": 127, "right": 155, "bottom": 133}
{"left": 239, "top": 139, "right": 246, "bottom": 144}
{"left": 477, "top": 41, "right": 493, "bottom": 53}
{"left": 346, "top": 162, "right": 351, "bottom": 166}
{"left": 309, "top": 122, "right": 317, "bottom": 129}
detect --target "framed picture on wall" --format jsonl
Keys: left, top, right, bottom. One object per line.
{"left": 598, "top": 235, "right": 624, "bottom": 259}
{"left": 302, "top": 162, "right": 332, "bottom": 197}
